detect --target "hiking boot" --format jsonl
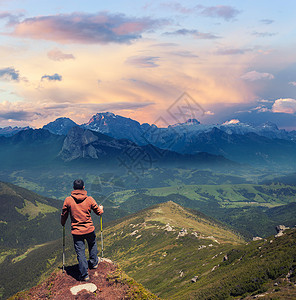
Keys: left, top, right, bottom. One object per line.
{"left": 80, "top": 275, "right": 90, "bottom": 281}
{"left": 91, "top": 257, "right": 101, "bottom": 269}
{"left": 92, "top": 262, "right": 99, "bottom": 269}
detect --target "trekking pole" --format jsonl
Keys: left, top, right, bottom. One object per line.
{"left": 62, "top": 225, "right": 65, "bottom": 273}
{"left": 100, "top": 215, "right": 104, "bottom": 258}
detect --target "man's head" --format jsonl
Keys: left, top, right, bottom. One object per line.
{"left": 73, "top": 179, "right": 84, "bottom": 190}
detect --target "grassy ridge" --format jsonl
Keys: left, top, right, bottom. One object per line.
{"left": 102, "top": 202, "right": 244, "bottom": 298}
{"left": 102, "top": 202, "right": 296, "bottom": 299}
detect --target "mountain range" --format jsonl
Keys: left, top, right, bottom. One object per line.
{"left": 0, "top": 112, "right": 295, "bottom": 170}
{"left": 0, "top": 125, "right": 236, "bottom": 174}
{"left": 39, "top": 112, "right": 296, "bottom": 142}
{"left": 0, "top": 126, "right": 30, "bottom": 137}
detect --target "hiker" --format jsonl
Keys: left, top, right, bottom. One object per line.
{"left": 61, "top": 179, "right": 104, "bottom": 281}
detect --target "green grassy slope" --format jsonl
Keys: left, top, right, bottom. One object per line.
{"left": 111, "top": 183, "right": 296, "bottom": 208}
{"left": 0, "top": 181, "right": 62, "bottom": 249}
{"left": 172, "top": 229, "right": 296, "bottom": 299}
{"left": 110, "top": 183, "right": 296, "bottom": 238}
{"left": 0, "top": 168, "right": 250, "bottom": 200}
{"left": 102, "top": 201, "right": 244, "bottom": 298}
{"left": 102, "top": 202, "right": 296, "bottom": 299}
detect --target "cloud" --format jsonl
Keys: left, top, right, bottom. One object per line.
{"left": 47, "top": 48, "right": 75, "bottom": 61}
{"left": 0, "top": 11, "right": 23, "bottom": 25}
{"left": 240, "top": 71, "right": 274, "bottom": 81}
{"left": 151, "top": 42, "right": 179, "bottom": 47}
{"left": 170, "top": 51, "right": 198, "bottom": 58}
{"left": 251, "top": 105, "right": 270, "bottom": 113}
{"left": 258, "top": 99, "right": 274, "bottom": 103}
{"left": 0, "top": 110, "right": 39, "bottom": 121}
{"left": 41, "top": 73, "right": 62, "bottom": 81}
{"left": 126, "top": 56, "right": 160, "bottom": 68}
{"left": 260, "top": 19, "right": 274, "bottom": 25}
{"left": 0, "top": 100, "right": 154, "bottom": 125}
{"left": 215, "top": 48, "right": 252, "bottom": 55}
{"left": 164, "top": 29, "right": 219, "bottom": 39}
{"left": 196, "top": 5, "right": 240, "bottom": 21}
{"left": 204, "top": 110, "right": 214, "bottom": 115}
{"left": 272, "top": 98, "right": 296, "bottom": 114}
{"left": 222, "top": 119, "right": 240, "bottom": 125}
{"left": 8, "top": 12, "right": 167, "bottom": 44}
{"left": 0, "top": 67, "right": 20, "bottom": 81}
{"left": 42, "top": 101, "right": 154, "bottom": 112}
{"left": 159, "top": 3, "right": 240, "bottom": 21}
{"left": 289, "top": 81, "right": 296, "bottom": 86}
{"left": 160, "top": 3, "right": 192, "bottom": 14}
{"left": 252, "top": 31, "right": 277, "bottom": 37}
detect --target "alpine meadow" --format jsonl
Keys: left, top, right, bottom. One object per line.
{"left": 1, "top": 0, "right": 296, "bottom": 299}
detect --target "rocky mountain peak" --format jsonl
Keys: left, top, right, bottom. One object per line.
{"left": 59, "top": 127, "right": 101, "bottom": 161}
{"left": 43, "top": 117, "right": 77, "bottom": 135}
{"left": 85, "top": 112, "right": 116, "bottom": 126}
{"left": 169, "top": 118, "right": 201, "bottom": 128}
{"left": 185, "top": 118, "right": 201, "bottom": 125}
{"left": 261, "top": 121, "right": 279, "bottom": 131}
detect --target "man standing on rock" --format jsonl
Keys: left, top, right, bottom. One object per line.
{"left": 61, "top": 179, "right": 104, "bottom": 281}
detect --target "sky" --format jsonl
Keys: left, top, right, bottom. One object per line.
{"left": 0, "top": 0, "right": 296, "bottom": 130}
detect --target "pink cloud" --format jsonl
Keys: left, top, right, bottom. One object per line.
{"left": 126, "top": 56, "right": 160, "bottom": 68}
{"left": 272, "top": 98, "right": 296, "bottom": 114}
{"left": 8, "top": 12, "right": 167, "bottom": 44}
{"left": 240, "top": 71, "right": 274, "bottom": 81}
{"left": 222, "top": 119, "right": 240, "bottom": 125}
{"left": 204, "top": 110, "right": 214, "bottom": 115}
{"left": 47, "top": 49, "right": 75, "bottom": 61}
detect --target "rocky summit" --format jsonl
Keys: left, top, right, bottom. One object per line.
{"left": 11, "top": 259, "right": 157, "bottom": 300}
{"left": 43, "top": 117, "right": 78, "bottom": 135}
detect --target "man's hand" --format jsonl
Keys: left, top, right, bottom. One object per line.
{"left": 99, "top": 205, "right": 104, "bottom": 214}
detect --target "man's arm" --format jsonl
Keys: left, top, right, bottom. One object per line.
{"left": 90, "top": 197, "right": 104, "bottom": 215}
{"left": 61, "top": 199, "right": 69, "bottom": 226}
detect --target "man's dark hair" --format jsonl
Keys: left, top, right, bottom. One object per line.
{"left": 73, "top": 179, "right": 84, "bottom": 190}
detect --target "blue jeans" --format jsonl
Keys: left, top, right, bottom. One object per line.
{"left": 73, "top": 231, "right": 98, "bottom": 279}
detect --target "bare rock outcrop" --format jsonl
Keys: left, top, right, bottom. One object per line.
{"left": 275, "top": 225, "right": 290, "bottom": 238}
{"left": 176, "top": 228, "right": 188, "bottom": 239}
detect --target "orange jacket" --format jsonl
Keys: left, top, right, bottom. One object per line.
{"left": 61, "top": 189, "right": 103, "bottom": 235}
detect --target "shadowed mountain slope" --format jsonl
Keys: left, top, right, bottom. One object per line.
{"left": 0, "top": 181, "right": 62, "bottom": 248}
